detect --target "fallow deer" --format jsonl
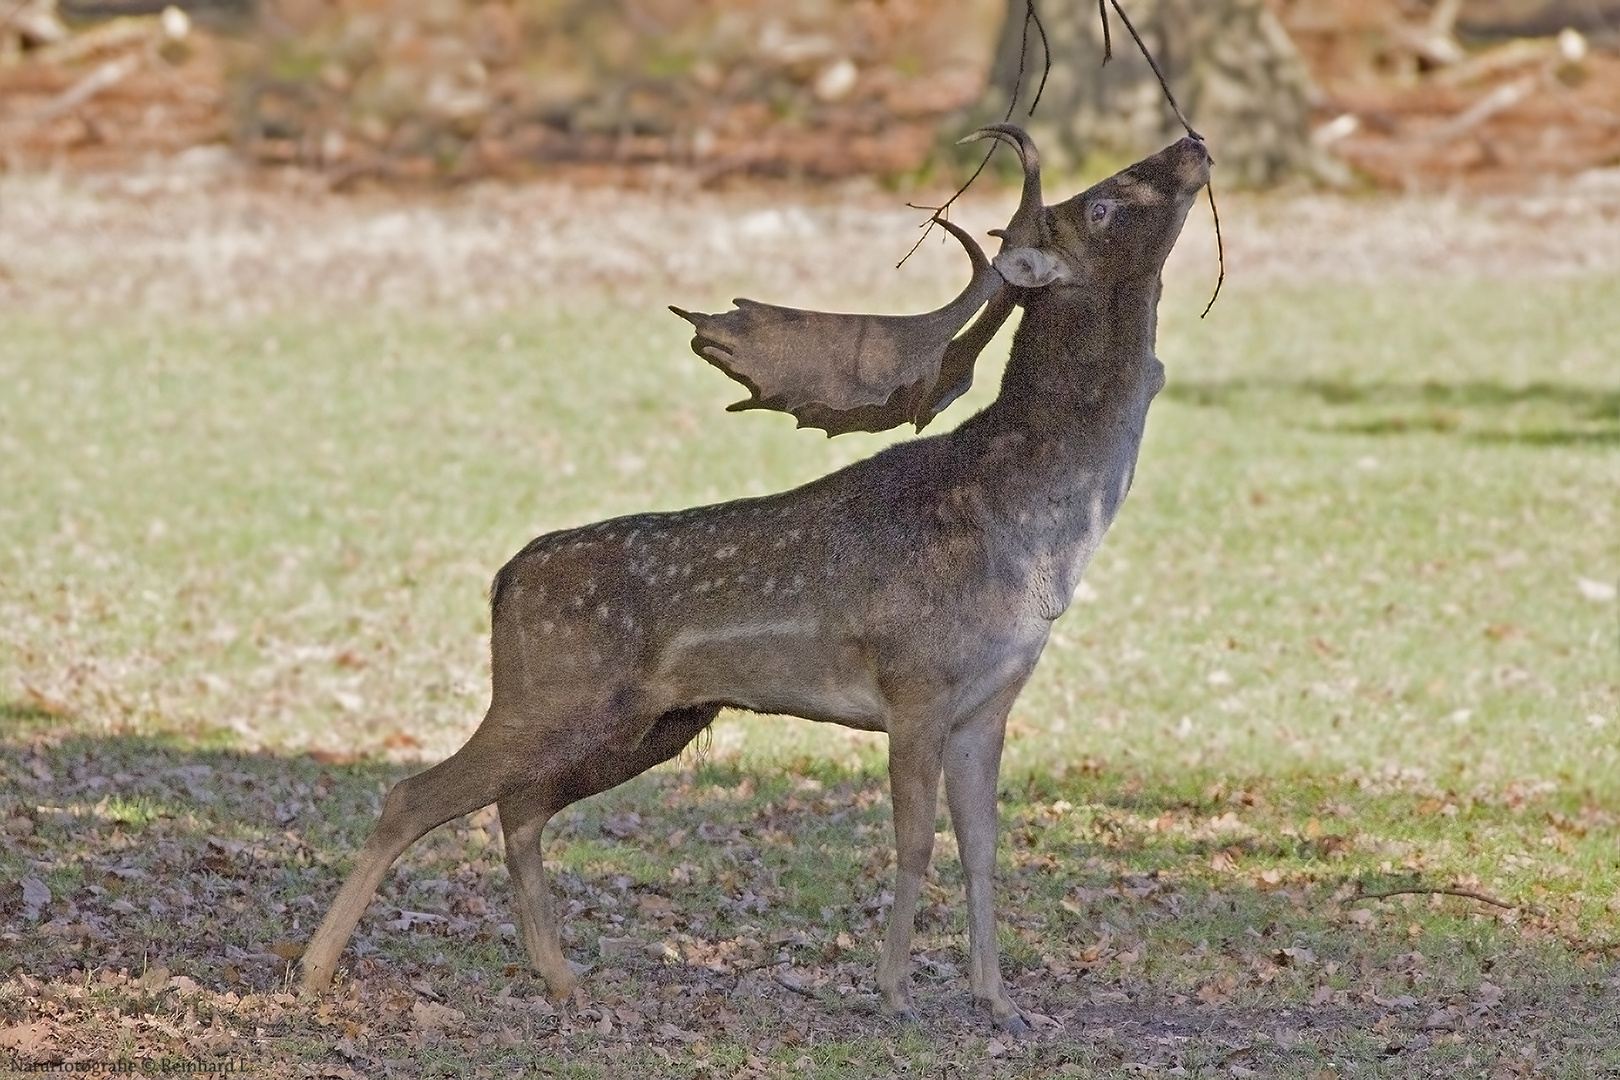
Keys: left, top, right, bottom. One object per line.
{"left": 301, "top": 126, "right": 1212, "bottom": 1034}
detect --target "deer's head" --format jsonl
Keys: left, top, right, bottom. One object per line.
{"left": 971, "top": 125, "right": 1211, "bottom": 295}
{"left": 673, "top": 127, "right": 1210, "bottom": 436}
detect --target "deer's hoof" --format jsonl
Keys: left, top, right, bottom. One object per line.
{"left": 994, "top": 1011, "right": 1032, "bottom": 1039}
{"left": 880, "top": 985, "right": 918, "bottom": 1022}
{"left": 299, "top": 964, "right": 332, "bottom": 996}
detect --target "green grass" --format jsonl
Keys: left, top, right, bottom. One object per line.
{"left": 1, "top": 270, "right": 1617, "bottom": 1076}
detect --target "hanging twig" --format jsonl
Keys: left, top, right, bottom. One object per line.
{"left": 1104, "top": 0, "right": 1201, "bottom": 141}
{"left": 1105, "top": 0, "right": 1224, "bottom": 314}
{"left": 1025, "top": 1, "right": 1052, "bottom": 115}
{"left": 1200, "top": 180, "right": 1224, "bottom": 319}
{"left": 901, "top": 0, "right": 1207, "bottom": 270}
{"left": 898, "top": 0, "right": 1050, "bottom": 268}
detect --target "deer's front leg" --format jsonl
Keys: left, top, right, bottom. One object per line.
{"left": 944, "top": 681, "right": 1028, "bottom": 1035}
{"left": 875, "top": 728, "right": 946, "bottom": 1019}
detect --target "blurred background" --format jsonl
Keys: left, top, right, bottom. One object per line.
{"left": 3, "top": 0, "right": 1618, "bottom": 192}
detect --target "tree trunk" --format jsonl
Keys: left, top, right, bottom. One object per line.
{"left": 962, "top": 0, "right": 1322, "bottom": 187}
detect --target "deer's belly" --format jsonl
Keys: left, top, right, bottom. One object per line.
{"left": 653, "top": 619, "right": 892, "bottom": 729}
{"left": 648, "top": 603, "right": 1052, "bottom": 732}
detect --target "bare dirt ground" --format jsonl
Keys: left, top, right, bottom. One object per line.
{"left": 3, "top": 157, "right": 1620, "bottom": 326}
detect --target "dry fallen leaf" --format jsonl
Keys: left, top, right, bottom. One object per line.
{"left": 0, "top": 1021, "right": 52, "bottom": 1055}
{"left": 410, "top": 1000, "right": 465, "bottom": 1030}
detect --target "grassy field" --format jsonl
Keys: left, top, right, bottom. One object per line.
{"left": 1, "top": 226, "right": 1618, "bottom": 1077}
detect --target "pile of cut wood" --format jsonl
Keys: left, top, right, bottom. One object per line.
{"left": 222, "top": 0, "right": 993, "bottom": 186}
{"left": 1277, "top": 0, "right": 1620, "bottom": 190}
{"left": 1, "top": 0, "right": 1616, "bottom": 191}
{"left": 0, "top": 0, "right": 230, "bottom": 171}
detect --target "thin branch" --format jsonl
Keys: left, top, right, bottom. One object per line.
{"left": 729, "top": 957, "right": 791, "bottom": 976}
{"left": 1200, "top": 180, "right": 1224, "bottom": 319}
{"left": 773, "top": 974, "right": 819, "bottom": 999}
{"left": 1027, "top": 2, "right": 1052, "bottom": 115}
{"left": 903, "top": 1, "right": 1203, "bottom": 270}
{"left": 1354, "top": 886, "right": 1535, "bottom": 915}
{"left": 1107, "top": 0, "right": 1201, "bottom": 140}
{"left": 1005, "top": 0, "right": 1034, "bottom": 118}
{"left": 898, "top": 0, "right": 1049, "bottom": 268}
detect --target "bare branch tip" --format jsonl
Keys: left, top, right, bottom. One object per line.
{"left": 1200, "top": 180, "right": 1225, "bottom": 320}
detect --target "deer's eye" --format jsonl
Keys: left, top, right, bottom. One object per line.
{"left": 1088, "top": 199, "right": 1116, "bottom": 230}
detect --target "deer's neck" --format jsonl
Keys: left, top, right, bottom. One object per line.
{"left": 950, "top": 278, "right": 1166, "bottom": 618}
{"left": 991, "top": 278, "right": 1162, "bottom": 412}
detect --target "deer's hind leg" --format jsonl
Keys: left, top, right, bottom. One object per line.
{"left": 302, "top": 718, "right": 526, "bottom": 992}
{"left": 499, "top": 703, "right": 721, "bottom": 999}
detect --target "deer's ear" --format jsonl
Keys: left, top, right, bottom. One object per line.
{"left": 992, "top": 247, "right": 1068, "bottom": 288}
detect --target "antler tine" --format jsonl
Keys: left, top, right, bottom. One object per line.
{"left": 958, "top": 124, "right": 1044, "bottom": 247}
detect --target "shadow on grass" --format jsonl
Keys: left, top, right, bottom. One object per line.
{"left": 1167, "top": 376, "right": 1620, "bottom": 445}
{"left": 4, "top": 705, "right": 1619, "bottom": 1075}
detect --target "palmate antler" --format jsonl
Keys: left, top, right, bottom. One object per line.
{"left": 671, "top": 126, "right": 1051, "bottom": 437}
{"left": 670, "top": 218, "right": 1003, "bottom": 436}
